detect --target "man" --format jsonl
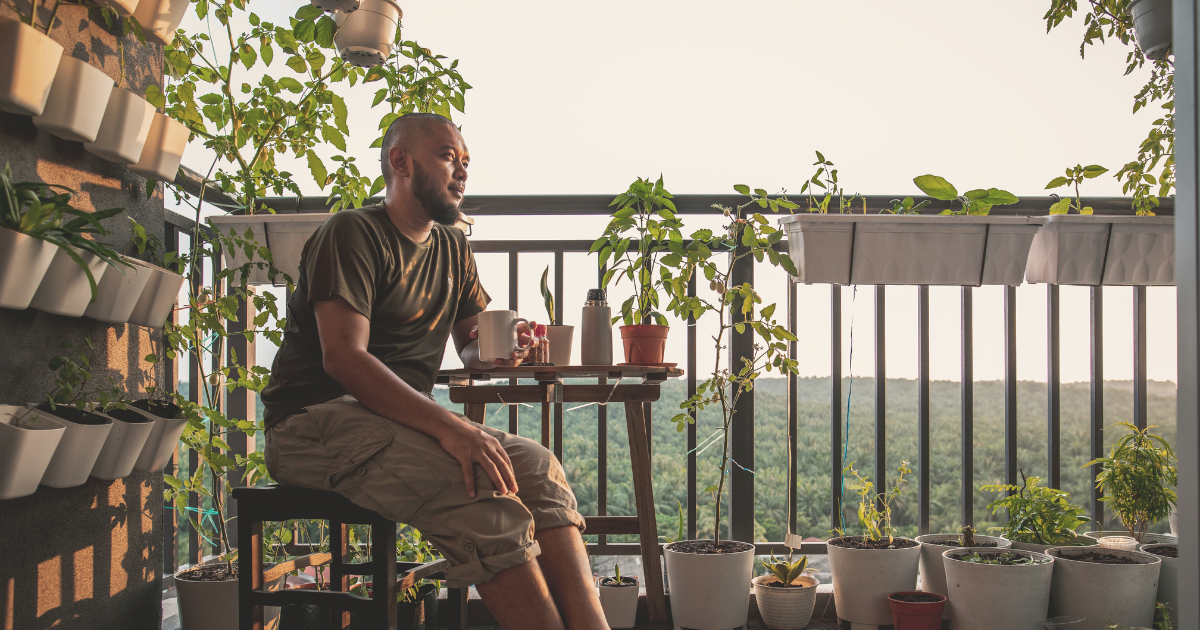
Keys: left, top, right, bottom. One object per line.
{"left": 262, "top": 113, "right": 608, "bottom": 630}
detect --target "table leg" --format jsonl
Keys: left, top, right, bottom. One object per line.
{"left": 624, "top": 401, "right": 667, "bottom": 623}
{"left": 463, "top": 403, "right": 486, "bottom": 424}
{"left": 541, "top": 401, "right": 551, "bottom": 450}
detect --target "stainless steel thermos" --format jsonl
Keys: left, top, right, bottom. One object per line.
{"left": 580, "top": 289, "right": 613, "bottom": 365}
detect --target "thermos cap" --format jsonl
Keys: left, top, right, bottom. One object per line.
{"left": 586, "top": 289, "right": 606, "bottom": 302}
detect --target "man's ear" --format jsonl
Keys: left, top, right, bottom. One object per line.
{"left": 387, "top": 145, "right": 411, "bottom": 179}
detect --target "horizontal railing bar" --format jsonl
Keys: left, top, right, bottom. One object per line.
{"left": 247, "top": 589, "right": 378, "bottom": 612}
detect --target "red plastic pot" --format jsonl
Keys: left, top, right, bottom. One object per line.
{"left": 887, "top": 591, "right": 946, "bottom": 630}
{"left": 619, "top": 324, "right": 669, "bottom": 364}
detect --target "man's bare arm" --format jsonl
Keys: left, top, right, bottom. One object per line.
{"left": 314, "top": 296, "right": 517, "bottom": 497}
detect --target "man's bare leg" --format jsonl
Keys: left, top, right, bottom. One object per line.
{"left": 534, "top": 526, "right": 608, "bottom": 630}
{"left": 475, "top": 559, "right": 566, "bottom": 630}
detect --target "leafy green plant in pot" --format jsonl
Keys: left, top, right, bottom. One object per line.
{"left": 941, "top": 547, "right": 1055, "bottom": 630}
{"left": 1084, "top": 422, "right": 1177, "bottom": 542}
{"left": 915, "top": 524, "right": 1012, "bottom": 619}
{"left": 981, "top": 470, "right": 1095, "bottom": 553}
{"left": 539, "top": 266, "right": 573, "bottom": 366}
{"left": 825, "top": 460, "right": 923, "bottom": 627}
{"left": 752, "top": 545, "right": 819, "bottom": 630}
{"left": 656, "top": 184, "right": 798, "bottom": 630}
{"left": 597, "top": 564, "right": 639, "bottom": 630}
{"left": 591, "top": 175, "right": 684, "bottom": 365}
{"left": 127, "top": 348, "right": 190, "bottom": 473}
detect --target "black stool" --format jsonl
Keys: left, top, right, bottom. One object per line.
{"left": 233, "top": 484, "right": 467, "bottom": 630}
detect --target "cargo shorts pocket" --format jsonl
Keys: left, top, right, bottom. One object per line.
{"left": 349, "top": 448, "right": 453, "bottom": 525}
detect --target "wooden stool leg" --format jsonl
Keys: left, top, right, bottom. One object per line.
{"left": 238, "top": 516, "right": 264, "bottom": 630}
{"left": 374, "top": 519, "right": 398, "bottom": 630}
{"left": 331, "top": 520, "right": 351, "bottom": 629}
{"left": 624, "top": 401, "right": 667, "bottom": 623}
{"left": 464, "top": 403, "right": 486, "bottom": 424}
{"left": 448, "top": 586, "right": 469, "bottom": 630}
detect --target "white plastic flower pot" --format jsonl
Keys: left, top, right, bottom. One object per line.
{"left": 83, "top": 86, "right": 156, "bottom": 164}
{"left": 83, "top": 257, "right": 153, "bottom": 324}
{"left": 1130, "top": 0, "right": 1172, "bottom": 60}
{"left": 127, "top": 112, "right": 189, "bottom": 182}
{"left": 942, "top": 547, "right": 1054, "bottom": 630}
{"left": 1084, "top": 530, "right": 1177, "bottom": 546}
{"left": 0, "top": 227, "right": 58, "bottom": 310}
{"left": 126, "top": 261, "right": 185, "bottom": 328}
{"left": 0, "top": 405, "right": 65, "bottom": 500}
{"left": 0, "top": 18, "right": 64, "bottom": 116}
{"left": 175, "top": 562, "right": 283, "bottom": 630}
{"left": 1139, "top": 543, "right": 1176, "bottom": 624}
{"left": 89, "top": 408, "right": 154, "bottom": 480}
{"left": 37, "top": 405, "right": 114, "bottom": 488}
{"left": 1026, "top": 216, "right": 1174, "bottom": 286}
{"left": 825, "top": 537, "right": 922, "bottom": 626}
{"left": 28, "top": 246, "right": 108, "bottom": 317}
{"left": 311, "top": 0, "right": 360, "bottom": 12}
{"left": 31, "top": 56, "right": 114, "bottom": 142}
{"left": 915, "top": 532, "right": 1011, "bottom": 619}
{"left": 1047, "top": 547, "right": 1161, "bottom": 629}
{"left": 334, "top": 0, "right": 401, "bottom": 68}
{"left": 778, "top": 214, "right": 1043, "bottom": 285}
{"left": 546, "top": 325, "right": 574, "bottom": 365}
{"left": 131, "top": 0, "right": 190, "bottom": 46}
{"left": 94, "top": 0, "right": 141, "bottom": 17}
{"left": 598, "top": 576, "right": 639, "bottom": 629}
{"left": 208, "top": 213, "right": 332, "bottom": 285}
{"left": 752, "top": 574, "right": 818, "bottom": 630}
{"left": 128, "top": 402, "right": 188, "bottom": 472}
{"left": 663, "top": 541, "right": 755, "bottom": 630}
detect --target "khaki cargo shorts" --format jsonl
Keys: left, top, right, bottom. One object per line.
{"left": 264, "top": 394, "right": 585, "bottom": 588}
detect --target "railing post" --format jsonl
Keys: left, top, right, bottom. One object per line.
{"left": 1004, "top": 286, "right": 1018, "bottom": 490}
{"left": 875, "top": 285, "right": 886, "bottom": 508}
{"left": 553, "top": 251, "right": 564, "bottom": 460}
{"left": 961, "top": 287, "right": 974, "bottom": 527}
{"left": 1048, "top": 285, "right": 1061, "bottom": 489}
{"left": 687, "top": 273, "right": 698, "bottom": 540}
{"left": 728, "top": 239, "right": 754, "bottom": 543}
{"left": 918, "top": 286, "right": 930, "bottom": 535}
{"left": 831, "top": 286, "right": 843, "bottom": 533}
{"left": 509, "top": 252, "right": 519, "bottom": 435}
{"left": 1134, "top": 285, "right": 1148, "bottom": 430}
{"left": 787, "top": 280, "right": 798, "bottom": 535}
{"left": 226, "top": 284, "right": 256, "bottom": 549}
{"left": 1090, "top": 286, "right": 1104, "bottom": 527}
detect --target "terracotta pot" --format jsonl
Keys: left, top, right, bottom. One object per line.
{"left": 619, "top": 324, "right": 668, "bottom": 364}
{"left": 887, "top": 591, "right": 946, "bottom": 630}
{"left": 0, "top": 18, "right": 64, "bottom": 116}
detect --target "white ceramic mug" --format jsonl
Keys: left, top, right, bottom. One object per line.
{"left": 477, "top": 310, "right": 530, "bottom": 362}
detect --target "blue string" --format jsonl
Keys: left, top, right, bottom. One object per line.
{"left": 168, "top": 505, "right": 221, "bottom": 547}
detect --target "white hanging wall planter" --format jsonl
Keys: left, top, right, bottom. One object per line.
{"left": 126, "top": 261, "right": 185, "bottom": 328}
{"left": 1130, "top": 0, "right": 1172, "bottom": 60}
{"left": 127, "top": 112, "right": 189, "bottom": 182}
{"left": 37, "top": 404, "right": 114, "bottom": 489}
{"left": 31, "top": 57, "right": 114, "bottom": 142}
{"left": 83, "top": 86, "right": 156, "bottom": 164}
{"left": 131, "top": 0, "right": 190, "bottom": 46}
{"left": 1025, "top": 215, "right": 1175, "bottom": 286}
{"left": 0, "top": 19, "right": 64, "bottom": 116}
{"left": 89, "top": 408, "right": 154, "bottom": 480}
{"left": 28, "top": 246, "right": 109, "bottom": 318}
{"left": 0, "top": 405, "right": 65, "bottom": 500}
{"left": 0, "top": 227, "right": 58, "bottom": 310}
{"left": 83, "top": 257, "right": 152, "bottom": 323}
{"left": 128, "top": 400, "right": 188, "bottom": 472}
{"left": 334, "top": 0, "right": 401, "bottom": 68}
{"left": 311, "top": 0, "right": 361, "bottom": 13}
{"left": 94, "top": 0, "right": 141, "bottom": 18}
{"left": 208, "top": 213, "right": 332, "bottom": 285}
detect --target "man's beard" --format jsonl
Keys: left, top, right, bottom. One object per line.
{"left": 411, "top": 159, "right": 461, "bottom": 226}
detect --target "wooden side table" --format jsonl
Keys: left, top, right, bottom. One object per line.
{"left": 438, "top": 365, "right": 683, "bottom": 624}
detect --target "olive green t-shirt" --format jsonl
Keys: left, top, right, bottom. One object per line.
{"left": 261, "top": 204, "right": 490, "bottom": 429}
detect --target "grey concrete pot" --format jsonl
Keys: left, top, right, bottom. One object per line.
{"left": 943, "top": 547, "right": 1053, "bottom": 630}
{"left": 1048, "top": 547, "right": 1161, "bottom": 629}
{"left": 663, "top": 541, "right": 755, "bottom": 630}
{"left": 1008, "top": 537, "right": 1096, "bottom": 555}
{"left": 915, "top": 533, "right": 1011, "bottom": 619}
{"left": 826, "top": 537, "right": 921, "bottom": 626}
{"left": 1139, "top": 543, "right": 1176, "bottom": 625}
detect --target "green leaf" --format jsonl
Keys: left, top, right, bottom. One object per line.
{"left": 1045, "top": 176, "right": 1070, "bottom": 190}
{"left": 913, "top": 175, "right": 957, "bottom": 201}
{"left": 260, "top": 43, "right": 274, "bottom": 66}
{"left": 293, "top": 20, "right": 316, "bottom": 43}
{"left": 1049, "top": 198, "right": 1071, "bottom": 215}
{"left": 285, "top": 55, "right": 307, "bottom": 74}
{"left": 321, "top": 125, "right": 346, "bottom": 151}
{"left": 296, "top": 4, "right": 323, "bottom": 20}
{"left": 315, "top": 15, "right": 337, "bottom": 48}
{"left": 1082, "top": 165, "right": 1109, "bottom": 178}
{"left": 307, "top": 150, "right": 328, "bottom": 189}
{"left": 277, "top": 76, "right": 304, "bottom": 93}
{"left": 198, "top": 93, "right": 224, "bottom": 105}
{"left": 144, "top": 84, "right": 166, "bottom": 108}
{"left": 983, "top": 189, "right": 1018, "bottom": 206}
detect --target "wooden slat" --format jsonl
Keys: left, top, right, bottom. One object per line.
{"left": 263, "top": 552, "right": 332, "bottom": 584}
{"left": 439, "top": 366, "right": 683, "bottom": 380}
{"left": 449, "top": 384, "right": 660, "bottom": 405}
{"left": 624, "top": 401, "right": 667, "bottom": 622}
{"left": 584, "top": 516, "right": 642, "bottom": 536}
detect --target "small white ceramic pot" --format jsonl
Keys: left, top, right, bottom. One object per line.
{"left": 311, "top": 0, "right": 360, "bottom": 12}
{"left": 0, "top": 18, "right": 64, "bottom": 116}
{"left": 0, "top": 405, "right": 66, "bottom": 500}
{"left": 128, "top": 401, "right": 188, "bottom": 472}
{"left": 752, "top": 574, "right": 818, "bottom": 630}
{"left": 94, "top": 0, "right": 141, "bottom": 17}
{"left": 916, "top": 532, "right": 1011, "bottom": 619}
{"left": 826, "top": 537, "right": 922, "bottom": 626}
{"left": 942, "top": 547, "right": 1054, "bottom": 630}
{"left": 333, "top": 0, "right": 401, "bottom": 68}
{"left": 31, "top": 56, "right": 114, "bottom": 142}
{"left": 1084, "top": 530, "right": 1178, "bottom": 546}
{"left": 126, "top": 261, "right": 185, "bottom": 328}
{"left": 83, "top": 86, "right": 156, "bottom": 164}
{"left": 663, "top": 541, "right": 755, "bottom": 630}
{"left": 1130, "top": 0, "right": 1172, "bottom": 60}
{"left": 84, "top": 257, "right": 153, "bottom": 324}
{"left": 546, "top": 325, "right": 574, "bottom": 365}
{"left": 1048, "top": 547, "right": 1161, "bottom": 629}
{"left": 89, "top": 407, "right": 155, "bottom": 480}
{"left": 28, "top": 246, "right": 108, "bottom": 317}
{"left": 37, "top": 404, "right": 114, "bottom": 488}
{"left": 0, "top": 227, "right": 58, "bottom": 310}
{"left": 127, "top": 112, "right": 189, "bottom": 182}
{"left": 598, "top": 576, "right": 639, "bottom": 629}
{"left": 1098, "top": 536, "right": 1140, "bottom": 552}
{"left": 131, "top": 0, "right": 190, "bottom": 45}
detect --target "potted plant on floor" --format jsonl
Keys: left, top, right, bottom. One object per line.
{"left": 0, "top": 404, "right": 65, "bottom": 500}
{"left": 826, "top": 460, "right": 922, "bottom": 628}
{"left": 886, "top": 591, "right": 945, "bottom": 630}
{"left": 1084, "top": 422, "right": 1177, "bottom": 543}
{"left": 981, "top": 470, "right": 1096, "bottom": 553}
{"left": 658, "top": 184, "right": 799, "bottom": 630}
{"left": 539, "top": 266, "right": 574, "bottom": 365}
{"left": 592, "top": 175, "right": 685, "bottom": 365}
{"left": 942, "top": 548, "right": 1055, "bottom": 630}
{"left": 598, "top": 564, "right": 639, "bottom": 630}
{"left": 1047, "top": 546, "right": 1161, "bottom": 628}
{"left": 752, "top": 544, "right": 818, "bottom": 630}
{"left": 915, "top": 524, "right": 1011, "bottom": 620}
{"left": 0, "top": 0, "right": 64, "bottom": 116}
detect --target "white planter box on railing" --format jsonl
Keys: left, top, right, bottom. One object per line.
{"left": 779, "top": 214, "right": 1044, "bottom": 285}
{"left": 0, "top": 227, "right": 58, "bottom": 310}
{"left": 128, "top": 401, "right": 188, "bottom": 472}
{"left": 31, "top": 56, "right": 113, "bottom": 142}
{"left": 208, "top": 213, "right": 332, "bottom": 285}
{"left": 1025, "top": 215, "right": 1174, "bottom": 286}
{"left": 0, "top": 405, "right": 65, "bottom": 500}
{"left": 0, "top": 18, "right": 64, "bottom": 116}
{"left": 29, "top": 246, "right": 109, "bottom": 317}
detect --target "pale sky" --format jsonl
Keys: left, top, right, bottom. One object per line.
{"left": 174, "top": 1, "right": 1178, "bottom": 384}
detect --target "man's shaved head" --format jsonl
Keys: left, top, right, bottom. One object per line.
{"left": 380, "top": 112, "right": 456, "bottom": 184}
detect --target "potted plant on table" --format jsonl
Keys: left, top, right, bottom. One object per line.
{"left": 825, "top": 460, "right": 922, "bottom": 628}
{"left": 597, "top": 564, "right": 639, "bottom": 630}
{"left": 981, "top": 470, "right": 1096, "bottom": 553}
{"left": 914, "top": 524, "right": 1012, "bottom": 621}
{"left": 752, "top": 545, "right": 818, "bottom": 630}
{"left": 658, "top": 184, "right": 799, "bottom": 630}
{"left": 539, "top": 266, "right": 573, "bottom": 366}
{"left": 942, "top": 548, "right": 1054, "bottom": 630}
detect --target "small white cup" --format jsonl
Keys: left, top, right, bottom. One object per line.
{"left": 1097, "top": 535, "right": 1139, "bottom": 551}
{"left": 477, "top": 310, "right": 530, "bottom": 362}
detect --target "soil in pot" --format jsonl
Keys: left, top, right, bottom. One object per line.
{"left": 36, "top": 403, "right": 109, "bottom": 425}
{"left": 829, "top": 536, "right": 919, "bottom": 550}
{"left": 178, "top": 563, "right": 236, "bottom": 581}
{"left": 1142, "top": 545, "right": 1177, "bottom": 558}
{"left": 669, "top": 539, "right": 753, "bottom": 554}
{"left": 1063, "top": 551, "right": 1140, "bottom": 565}
{"left": 104, "top": 408, "right": 151, "bottom": 424}
{"left": 130, "top": 398, "right": 185, "bottom": 419}
{"left": 599, "top": 576, "right": 638, "bottom": 587}
{"left": 890, "top": 592, "right": 944, "bottom": 603}
{"left": 958, "top": 551, "right": 1045, "bottom": 565}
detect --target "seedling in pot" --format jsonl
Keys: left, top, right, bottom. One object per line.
{"left": 800, "top": 151, "right": 863, "bottom": 214}
{"left": 601, "top": 564, "right": 638, "bottom": 587}
{"left": 958, "top": 525, "right": 977, "bottom": 547}
{"left": 1085, "top": 422, "right": 1177, "bottom": 542}
{"left": 539, "top": 266, "right": 557, "bottom": 325}
{"left": 760, "top": 545, "right": 808, "bottom": 587}
{"left": 882, "top": 196, "right": 931, "bottom": 215}
{"left": 958, "top": 552, "right": 1041, "bottom": 566}
{"left": 46, "top": 339, "right": 127, "bottom": 415}
{"left": 832, "top": 460, "right": 913, "bottom": 547}
{"left": 1046, "top": 164, "right": 1109, "bottom": 214}
{"left": 981, "top": 470, "right": 1091, "bottom": 546}
{"left": 913, "top": 174, "right": 1019, "bottom": 216}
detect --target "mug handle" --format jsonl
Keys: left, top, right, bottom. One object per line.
{"left": 512, "top": 318, "right": 530, "bottom": 352}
